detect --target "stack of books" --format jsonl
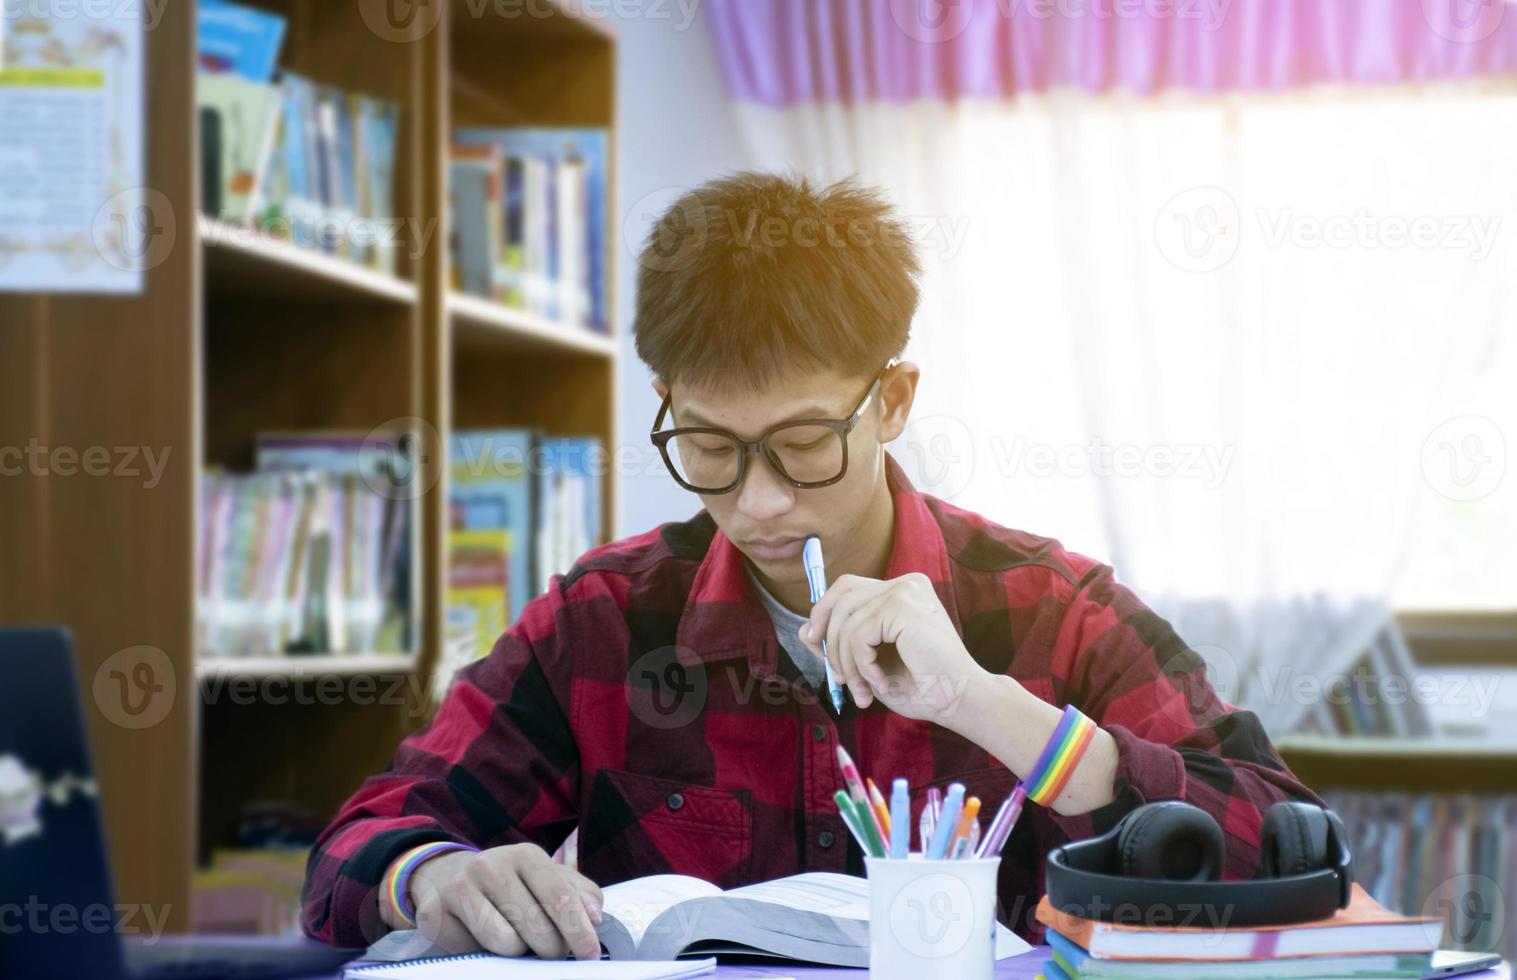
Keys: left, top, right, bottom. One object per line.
{"left": 448, "top": 129, "right": 609, "bottom": 334}
{"left": 196, "top": 0, "right": 401, "bottom": 273}
{"left": 440, "top": 431, "right": 604, "bottom": 692}
{"left": 1036, "top": 884, "right": 1442, "bottom": 980}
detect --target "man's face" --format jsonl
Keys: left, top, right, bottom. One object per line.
{"left": 657, "top": 366, "right": 910, "bottom": 586}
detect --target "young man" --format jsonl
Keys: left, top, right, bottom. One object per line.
{"left": 301, "top": 173, "right": 1320, "bottom": 959}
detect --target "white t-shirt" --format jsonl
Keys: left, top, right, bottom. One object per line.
{"left": 743, "top": 562, "right": 828, "bottom": 691}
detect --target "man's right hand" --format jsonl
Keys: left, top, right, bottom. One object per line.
{"left": 381, "top": 843, "right": 604, "bottom": 961}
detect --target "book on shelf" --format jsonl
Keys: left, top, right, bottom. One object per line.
{"left": 439, "top": 431, "right": 602, "bottom": 689}
{"left": 196, "top": 432, "right": 418, "bottom": 660}
{"left": 450, "top": 430, "right": 535, "bottom": 625}
{"left": 448, "top": 144, "right": 503, "bottom": 298}
{"left": 365, "top": 872, "right": 1029, "bottom": 967}
{"left": 197, "top": 0, "right": 285, "bottom": 83}
{"left": 198, "top": 71, "right": 283, "bottom": 223}
{"left": 266, "top": 72, "right": 400, "bottom": 271}
{"left": 1291, "top": 627, "right": 1435, "bottom": 739}
{"left": 450, "top": 128, "right": 608, "bottom": 334}
{"left": 533, "top": 436, "right": 603, "bottom": 598}
{"left": 194, "top": 0, "right": 402, "bottom": 281}
{"left": 440, "top": 529, "right": 510, "bottom": 696}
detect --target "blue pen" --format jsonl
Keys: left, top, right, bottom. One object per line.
{"left": 889, "top": 779, "right": 910, "bottom": 858}
{"left": 803, "top": 536, "right": 846, "bottom": 714}
{"left": 925, "top": 783, "right": 965, "bottom": 859}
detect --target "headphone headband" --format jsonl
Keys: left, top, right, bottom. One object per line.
{"left": 1044, "top": 803, "right": 1354, "bottom": 928}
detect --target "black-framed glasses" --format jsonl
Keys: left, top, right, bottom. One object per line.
{"left": 650, "top": 362, "right": 894, "bottom": 494}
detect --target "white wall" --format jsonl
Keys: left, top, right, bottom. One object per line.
{"left": 610, "top": 6, "right": 751, "bottom": 538}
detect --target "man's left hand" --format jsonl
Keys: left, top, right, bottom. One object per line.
{"left": 799, "top": 572, "right": 989, "bottom": 725}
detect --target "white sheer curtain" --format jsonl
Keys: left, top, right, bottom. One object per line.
{"left": 727, "top": 84, "right": 1517, "bottom": 733}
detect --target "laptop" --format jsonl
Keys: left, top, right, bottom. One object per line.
{"left": 0, "top": 628, "right": 358, "bottom": 979}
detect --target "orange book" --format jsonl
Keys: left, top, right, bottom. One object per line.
{"left": 1036, "top": 884, "right": 1440, "bottom": 961}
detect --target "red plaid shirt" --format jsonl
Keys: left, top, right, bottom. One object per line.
{"left": 302, "top": 453, "right": 1321, "bottom": 948}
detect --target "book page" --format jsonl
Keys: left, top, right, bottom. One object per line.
{"left": 723, "top": 873, "right": 1029, "bottom": 961}
{"left": 721, "top": 872, "right": 870, "bottom": 920}
{"left": 601, "top": 875, "right": 722, "bottom": 950}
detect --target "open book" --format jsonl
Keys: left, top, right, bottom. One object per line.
{"left": 595, "top": 872, "right": 1030, "bottom": 967}
{"left": 366, "top": 872, "right": 1030, "bottom": 969}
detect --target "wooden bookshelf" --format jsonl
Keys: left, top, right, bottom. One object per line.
{"left": 1277, "top": 735, "right": 1517, "bottom": 759}
{"left": 1281, "top": 736, "right": 1517, "bottom": 793}
{"left": 195, "top": 654, "right": 421, "bottom": 680}
{"left": 1277, "top": 617, "right": 1517, "bottom": 796}
{"left": 0, "top": 0, "right": 617, "bottom": 930}
{"left": 449, "top": 291, "right": 618, "bottom": 358}
{"left": 445, "top": 0, "right": 619, "bottom": 540}
{"left": 201, "top": 217, "right": 420, "bottom": 306}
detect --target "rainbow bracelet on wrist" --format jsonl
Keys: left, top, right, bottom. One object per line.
{"left": 1024, "top": 704, "right": 1097, "bottom": 807}
{"left": 384, "top": 841, "right": 480, "bottom": 927}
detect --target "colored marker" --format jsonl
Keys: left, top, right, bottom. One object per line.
{"left": 977, "top": 784, "right": 1027, "bottom": 859}
{"left": 834, "top": 790, "right": 878, "bottom": 857}
{"left": 947, "top": 796, "right": 981, "bottom": 859}
{"left": 920, "top": 786, "right": 943, "bottom": 851}
{"left": 840, "top": 788, "right": 886, "bottom": 857}
{"left": 836, "top": 746, "right": 887, "bottom": 844}
{"left": 889, "top": 779, "right": 910, "bottom": 858}
{"left": 803, "top": 536, "right": 846, "bottom": 714}
{"left": 926, "top": 783, "right": 965, "bottom": 859}
{"left": 866, "top": 778, "right": 892, "bottom": 839}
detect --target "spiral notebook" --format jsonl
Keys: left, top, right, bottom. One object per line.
{"left": 345, "top": 953, "right": 717, "bottom": 978}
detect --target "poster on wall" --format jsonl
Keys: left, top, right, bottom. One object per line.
{"left": 0, "top": 0, "right": 150, "bottom": 294}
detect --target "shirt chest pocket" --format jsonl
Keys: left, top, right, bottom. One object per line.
{"left": 578, "top": 768, "right": 753, "bottom": 888}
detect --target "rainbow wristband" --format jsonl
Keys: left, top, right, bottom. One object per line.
{"left": 384, "top": 841, "right": 480, "bottom": 927}
{"left": 1025, "top": 705, "right": 1097, "bottom": 806}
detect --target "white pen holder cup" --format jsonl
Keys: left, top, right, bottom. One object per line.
{"left": 865, "top": 855, "right": 1001, "bottom": 980}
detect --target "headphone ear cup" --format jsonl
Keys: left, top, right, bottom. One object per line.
{"left": 1260, "top": 802, "right": 1332, "bottom": 878}
{"left": 1323, "top": 808, "right": 1356, "bottom": 889}
{"left": 1116, "top": 801, "right": 1224, "bottom": 882}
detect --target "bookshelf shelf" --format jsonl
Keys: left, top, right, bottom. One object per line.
{"left": 195, "top": 654, "right": 421, "bottom": 680}
{"left": 1277, "top": 735, "right": 1517, "bottom": 759}
{"left": 448, "top": 291, "right": 617, "bottom": 358}
{"left": 1279, "top": 736, "right": 1517, "bottom": 793}
{"left": 201, "top": 217, "right": 419, "bottom": 306}
{"left": 453, "top": 1, "right": 616, "bottom": 43}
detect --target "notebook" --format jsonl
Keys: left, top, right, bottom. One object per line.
{"left": 346, "top": 954, "right": 716, "bottom": 979}
{"left": 1035, "top": 884, "right": 1440, "bottom": 961}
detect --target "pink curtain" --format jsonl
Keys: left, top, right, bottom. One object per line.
{"left": 707, "top": 0, "right": 1517, "bottom": 105}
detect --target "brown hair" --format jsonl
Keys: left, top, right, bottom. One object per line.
{"left": 633, "top": 172, "right": 921, "bottom": 392}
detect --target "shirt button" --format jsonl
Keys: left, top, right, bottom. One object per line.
{"left": 811, "top": 724, "right": 826, "bottom": 742}
{"left": 666, "top": 793, "right": 684, "bottom": 811}
{"left": 818, "top": 831, "right": 836, "bottom": 848}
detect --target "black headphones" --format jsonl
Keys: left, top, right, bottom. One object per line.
{"left": 1044, "top": 800, "right": 1355, "bottom": 928}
